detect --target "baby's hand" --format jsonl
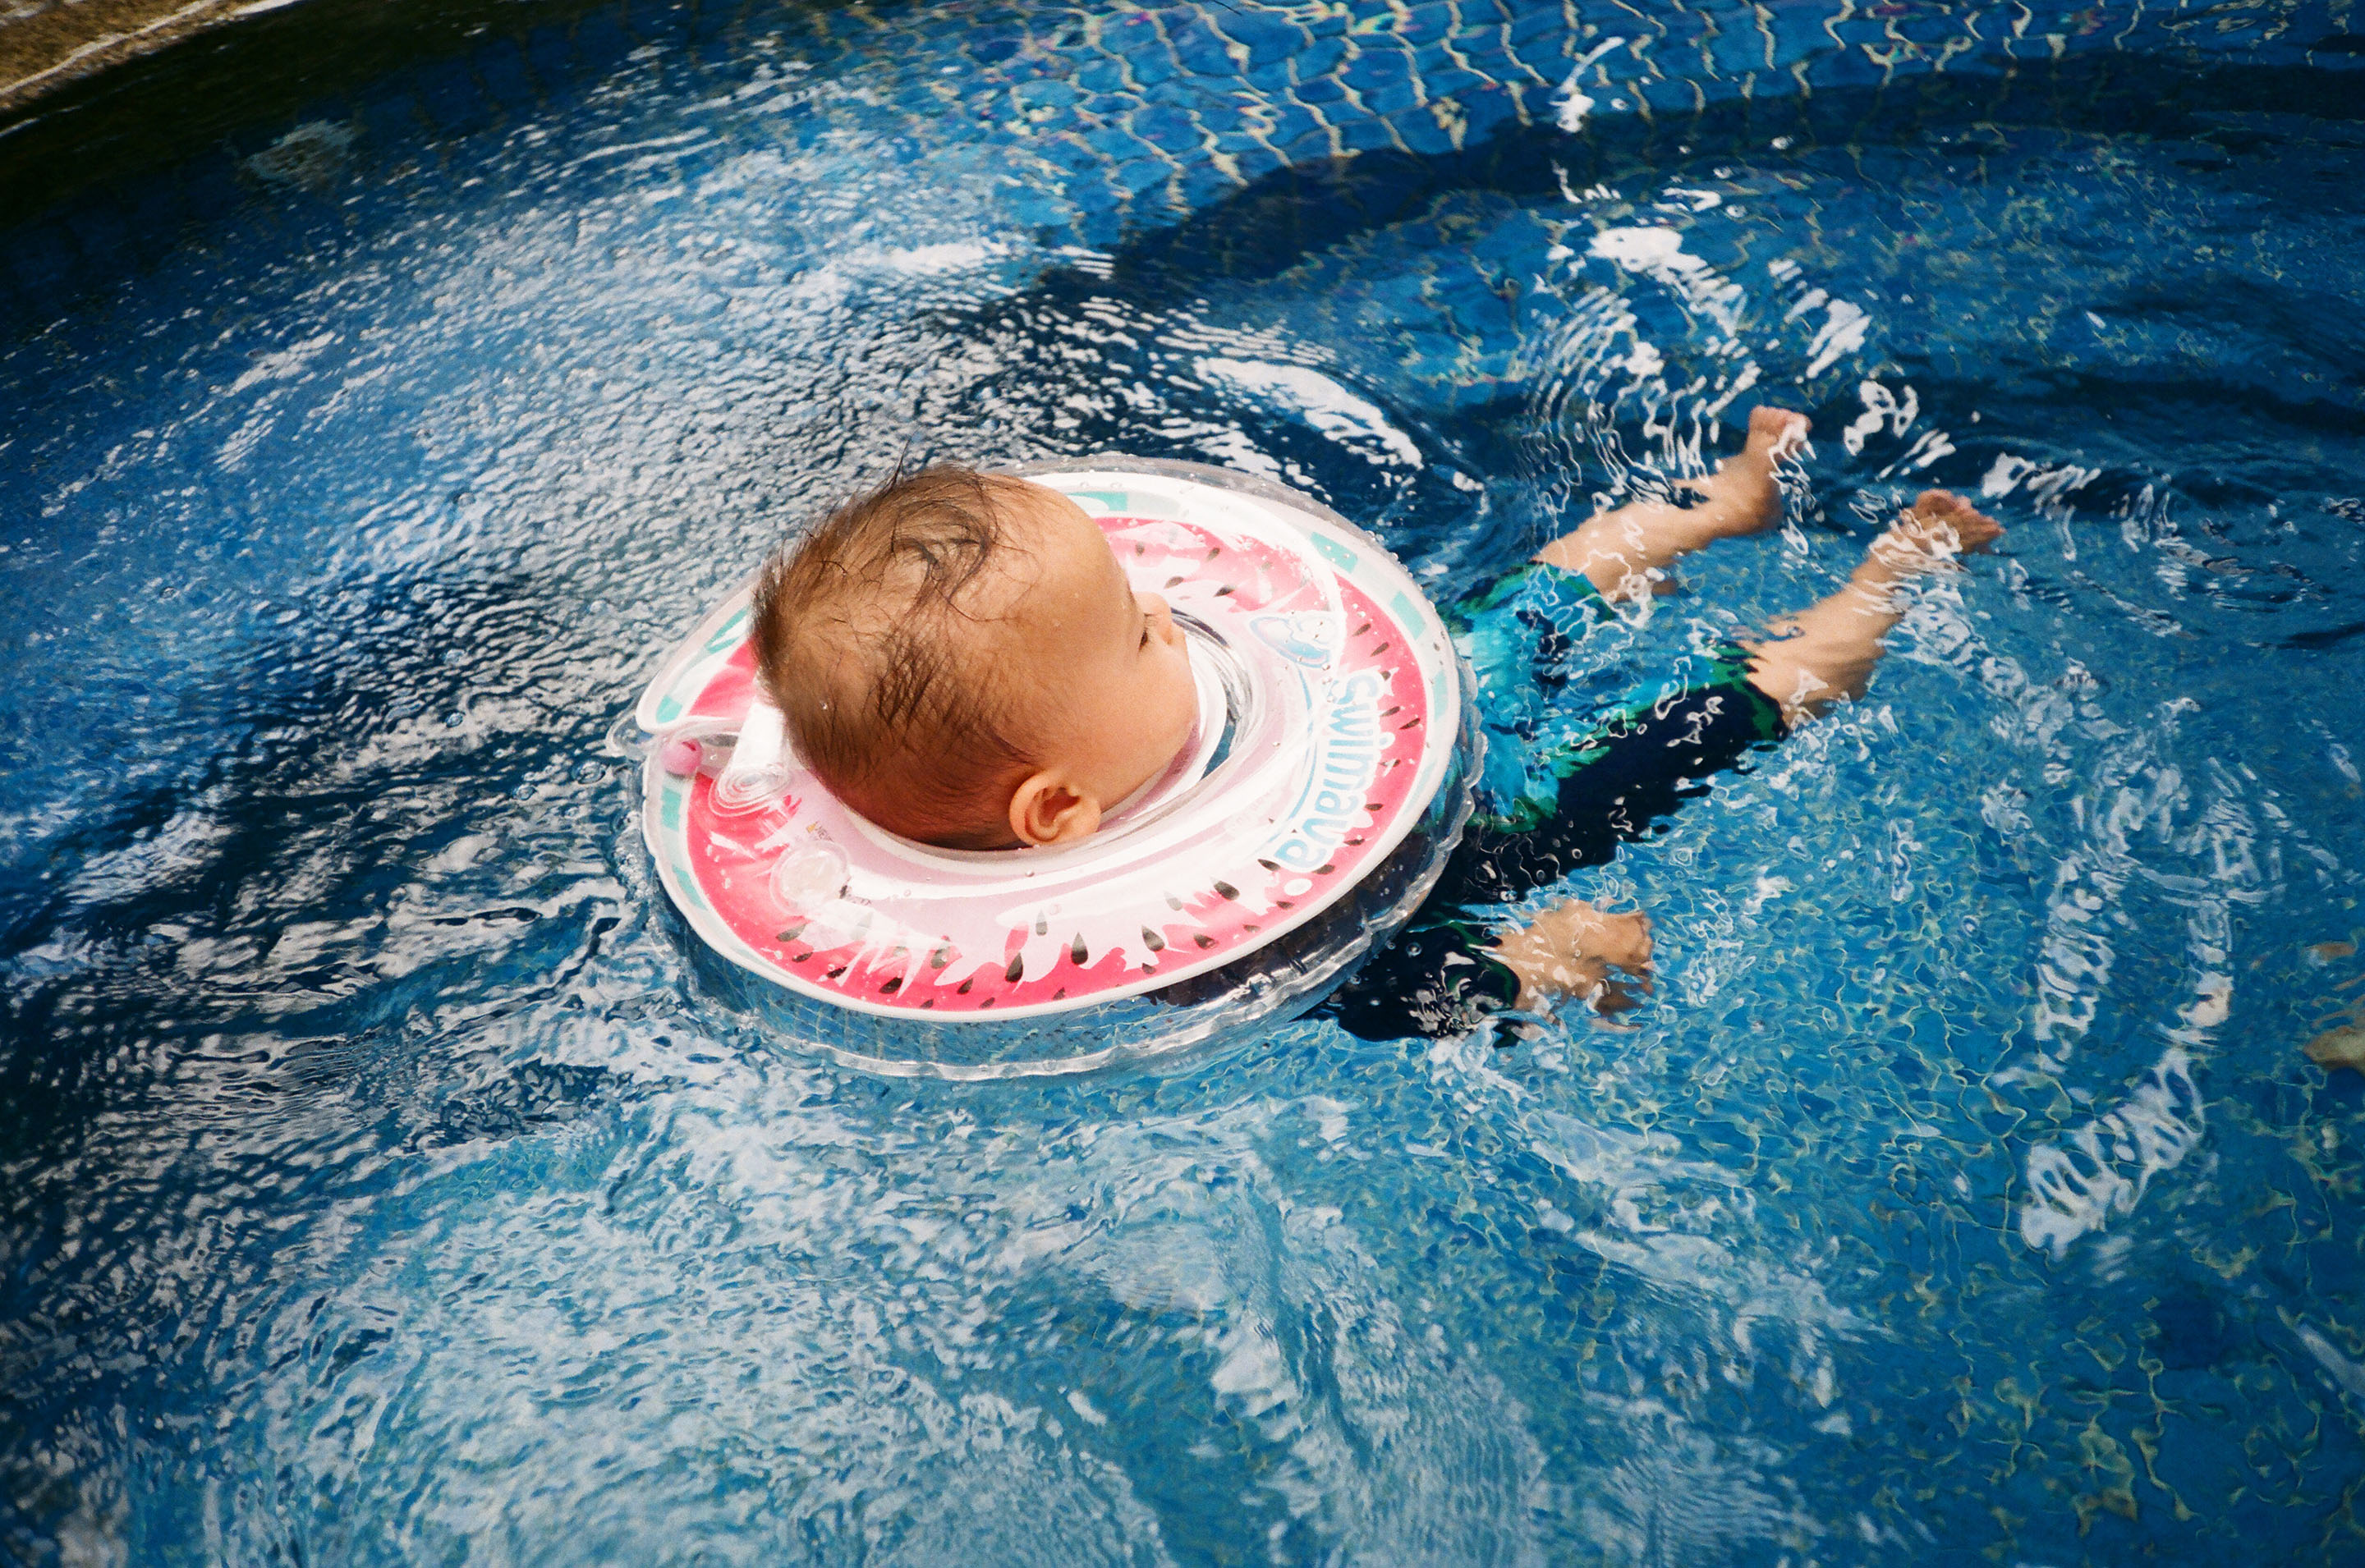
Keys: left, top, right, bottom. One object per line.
{"left": 1488, "top": 899, "right": 1655, "bottom": 1019}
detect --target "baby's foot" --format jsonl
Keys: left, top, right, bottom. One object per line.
{"left": 1874, "top": 488, "right": 2005, "bottom": 567}
{"left": 1680, "top": 406, "right": 1811, "bottom": 539}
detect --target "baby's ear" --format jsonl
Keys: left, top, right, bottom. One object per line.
{"left": 1008, "top": 772, "right": 1102, "bottom": 846}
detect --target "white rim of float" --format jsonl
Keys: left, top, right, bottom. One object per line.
{"left": 634, "top": 456, "right": 1465, "bottom": 1034}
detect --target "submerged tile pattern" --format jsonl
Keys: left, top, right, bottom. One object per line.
{"left": 7, "top": 0, "right": 2362, "bottom": 304}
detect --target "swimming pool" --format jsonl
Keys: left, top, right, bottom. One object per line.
{"left": 3, "top": 0, "right": 2362, "bottom": 1561}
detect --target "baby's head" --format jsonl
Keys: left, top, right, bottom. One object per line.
{"left": 749, "top": 467, "right": 1196, "bottom": 850}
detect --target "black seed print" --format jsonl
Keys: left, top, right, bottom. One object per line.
{"left": 1399, "top": 718, "right": 1421, "bottom": 731}
{"left": 777, "top": 924, "right": 806, "bottom": 943}
{"left": 1215, "top": 585, "right": 1235, "bottom": 597}
{"left": 1034, "top": 915, "right": 1048, "bottom": 936}
{"left": 1164, "top": 575, "right": 1185, "bottom": 589}
{"left": 1257, "top": 858, "right": 1281, "bottom": 872}
{"left": 1371, "top": 641, "right": 1390, "bottom": 655}
{"left": 1071, "top": 933, "right": 1088, "bottom": 965}
{"left": 1193, "top": 933, "right": 1216, "bottom": 949}
{"left": 957, "top": 976, "right": 975, "bottom": 995}
{"left": 929, "top": 945, "right": 953, "bottom": 969}
{"left": 1004, "top": 953, "right": 1026, "bottom": 983}
{"left": 880, "top": 977, "right": 902, "bottom": 995}
{"left": 1141, "top": 928, "right": 1166, "bottom": 952}
{"left": 1213, "top": 881, "right": 1238, "bottom": 901}
{"left": 1316, "top": 864, "right": 1334, "bottom": 874}
{"left": 824, "top": 965, "right": 848, "bottom": 979}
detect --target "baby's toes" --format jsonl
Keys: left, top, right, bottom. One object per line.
{"left": 1748, "top": 406, "right": 1811, "bottom": 455}
{"left": 1916, "top": 490, "right": 2003, "bottom": 552}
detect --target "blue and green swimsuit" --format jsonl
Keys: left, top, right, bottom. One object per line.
{"left": 1325, "top": 562, "right": 1789, "bottom": 1041}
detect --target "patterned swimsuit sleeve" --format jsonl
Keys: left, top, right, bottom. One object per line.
{"left": 1325, "top": 562, "right": 1790, "bottom": 1042}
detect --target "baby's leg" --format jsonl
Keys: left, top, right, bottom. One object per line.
{"left": 1536, "top": 406, "right": 1809, "bottom": 602}
{"left": 1743, "top": 489, "right": 2004, "bottom": 725}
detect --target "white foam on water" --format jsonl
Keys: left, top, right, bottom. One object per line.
{"left": 1553, "top": 36, "right": 1626, "bottom": 132}
{"left": 1587, "top": 226, "right": 1744, "bottom": 337}
{"left": 1196, "top": 358, "right": 1422, "bottom": 468}
{"left": 2018, "top": 1046, "right": 2207, "bottom": 1260}
{"left": 1804, "top": 298, "right": 1870, "bottom": 378}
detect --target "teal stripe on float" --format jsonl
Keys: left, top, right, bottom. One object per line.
{"left": 705, "top": 608, "right": 750, "bottom": 653}
{"left": 1389, "top": 589, "right": 1426, "bottom": 637}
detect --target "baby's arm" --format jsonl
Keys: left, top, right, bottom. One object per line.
{"left": 1486, "top": 899, "right": 1655, "bottom": 1016}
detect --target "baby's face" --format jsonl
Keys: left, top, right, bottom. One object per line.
{"left": 994, "top": 486, "right": 1196, "bottom": 837}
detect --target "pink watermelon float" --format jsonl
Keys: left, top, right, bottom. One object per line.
{"left": 635, "top": 457, "right": 1477, "bottom": 1078}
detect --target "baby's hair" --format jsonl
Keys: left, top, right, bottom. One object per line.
{"left": 749, "top": 465, "right": 1040, "bottom": 848}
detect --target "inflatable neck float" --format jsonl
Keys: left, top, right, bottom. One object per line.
{"left": 634, "top": 456, "right": 1476, "bottom": 1079}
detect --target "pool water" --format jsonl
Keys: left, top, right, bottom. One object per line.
{"left": 4, "top": 1, "right": 2363, "bottom": 1561}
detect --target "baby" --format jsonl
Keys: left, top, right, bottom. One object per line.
{"left": 750, "top": 410, "right": 2000, "bottom": 1030}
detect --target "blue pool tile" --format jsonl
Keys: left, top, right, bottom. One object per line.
{"left": 1341, "top": 41, "right": 1416, "bottom": 94}
{"left": 1295, "top": 74, "right": 1348, "bottom": 107}
{"left": 1257, "top": 98, "right": 1329, "bottom": 154}
{"left": 1386, "top": 104, "right": 1459, "bottom": 156}
{"left": 1071, "top": 53, "right": 1132, "bottom": 97}
{"left": 1222, "top": 140, "right": 1287, "bottom": 186}
{"left": 1337, "top": 115, "right": 1403, "bottom": 156}
{"left": 1122, "top": 37, "right": 1180, "bottom": 93}
{"left": 1108, "top": 154, "right": 1175, "bottom": 201}
{"left": 1132, "top": 103, "right": 1205, "bottom": 157}
{"left": 1208, "top": 10, "right": 1303, "bottom": 72}
{"left": 1079, "top": 121, "right": 1163, "bottom": 171}
{"left": 1013, "top": 77, "right": 1085, "bottom": 114}
{"left": 1164, "top": 16, "right": 1237, "bottom": 78}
